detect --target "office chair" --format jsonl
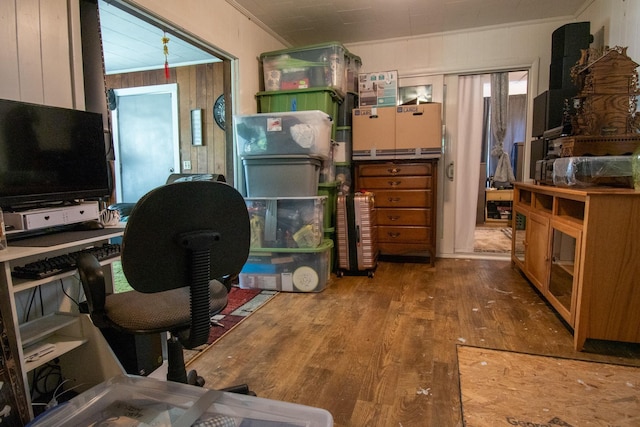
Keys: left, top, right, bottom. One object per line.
{"left": 77, "top": 180, "right": 251, "bottom": 389}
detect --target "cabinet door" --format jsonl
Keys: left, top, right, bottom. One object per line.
{"left": 512, "top": 209, "right": 527, "bottom": 268}
{"left": 547, "top": 221, "right": 582, "bottom": 326}
{"left": 524, "top": 210, "right": 550, "bottom": 293}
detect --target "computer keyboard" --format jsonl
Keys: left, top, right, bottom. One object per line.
{"left": 12, "top": 243, "right": 121, "bottom": 280}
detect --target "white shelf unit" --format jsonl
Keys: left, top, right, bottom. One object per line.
{"left": 0, "top": 227, "right": 126, "bottom": 420}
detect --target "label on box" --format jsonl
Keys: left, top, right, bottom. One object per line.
{"left": 281, "top": 79, "right": 309, "bottom": 90}
{"left": 281, "top": 272, "right": 294, "bottom": 292}
{"left": 359, "top": 71, "right": 398, "bottom": 107}
{"left": 266, "top": 117, "right": 283, "bottom": 132}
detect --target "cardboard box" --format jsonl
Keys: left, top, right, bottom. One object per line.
{"left": 395, "top": 103, "right": 442, "bottom": 155}
{"left": 351, "top": 106, "right": 396, "bottom": 159}
{"left": 358, "top": 70, "right": 398, "bottom": 107}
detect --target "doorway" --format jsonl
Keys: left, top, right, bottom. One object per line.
{"left": 455, "top": 71, "right": 528, "bottom": 256}
{"left": 111, "top": 84, "right": 180, "bottom": 203}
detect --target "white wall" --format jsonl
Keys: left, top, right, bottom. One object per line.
{"left": 342, "top": 0, "right": 639, "bottom": 258}
{"left": 0, "top": 0, "right": 78, "bottom": 107}
{"left": 0, "top": 0, "right": 286, "bottom": 113}
{"left": 578, "top": 0, "right": 640, "bottom": 62}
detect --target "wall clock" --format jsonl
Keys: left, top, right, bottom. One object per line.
{"left": 213, "top": 94, "right": 225, "bottom": 130}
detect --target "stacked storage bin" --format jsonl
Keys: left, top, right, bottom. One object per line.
{"left": 256, "top": 43, "right": 362, "bottom": 267}
{"left": 234, "top": 110, "right": 334, "bottom": 292}
{"left": 239, "top": 196, "right": 332, "bottom": 292}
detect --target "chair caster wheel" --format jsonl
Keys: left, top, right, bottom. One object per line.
{"left": 187, "top": 369, "right": 205, "bottom": 387}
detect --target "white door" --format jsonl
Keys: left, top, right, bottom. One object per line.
{"left": 112, "top": 84, "right": 180, "bottom": 203}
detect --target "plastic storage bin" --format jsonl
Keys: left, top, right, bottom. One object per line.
{"left": 552, "top": 156, "right": 633, "bottom": 187}
{"left": 346, "top": 52, "right": 362, "bottom": 93}
{"left": 239, "top": 239, "right": 333, "bottom": 292}
{"left": 337, "top": 91, "right": 358, "bottom": 126}
{"left": 335, "top": 163, "right": 353, "bottom": 195}
{"left": 260, "top": 42, "right": 349, "bottom": 93}
{"left": 234, "top": 110, "right": 333, "bottom": 159}
{"left": 27, "top": 374, "right": 333, "bottom": 426}
{"left": 334, "top": 126, "right": 352, "bottom": 163}
{"left": 318, "top": 181, "right": 339, "bottom": 230}
{"left": 243, "top": 155, "right": 322, "bottom": 197}
{"left": 256, "top": 88, "right": 342, "bottom": 139}
{"left": 246, "top": 196, "right": 326, "bottom": 249}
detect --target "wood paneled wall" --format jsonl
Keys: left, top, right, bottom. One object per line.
{"left": 105, "top": 62, "right": 228, "bottom": 178}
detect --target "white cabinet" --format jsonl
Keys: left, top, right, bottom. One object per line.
{"left": 0, "top": 229, "right": 125, "bottom": 419}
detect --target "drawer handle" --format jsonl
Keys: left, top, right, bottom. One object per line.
{"left": 388, "top": 232, "right": 401, "bottom": 238}
{"left": 387, "top": 215, "right": 401, "bottom": 221}
{"left": 388, "top": 180, "right": 401, "bottom": 187}
{"left": 387, "top": 197, "right": 401, "bottom": 203}
{"left": 44, "top": 216, "right": 50, "bottom": 221}
{"left": 387, "top": 168, "right": 401, "bottom": 174}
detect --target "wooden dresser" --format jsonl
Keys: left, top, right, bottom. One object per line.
{"left": 355, "top": 159, "right": 438, "bottom": 266}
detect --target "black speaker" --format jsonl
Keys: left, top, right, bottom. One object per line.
{"left": 531, "top": 88, "right": 577, "bottom": 137}
{"left": 551, "top": 22, "right": 592, "bottom": 60}
{"left": 549, "top": 55, "right": 582, "bottom": 90}
{"left": 529, "top": 139, "right": 547, "bottom": 180}
{"left": 100, "top": 328, "right": 164, "bottom": 376}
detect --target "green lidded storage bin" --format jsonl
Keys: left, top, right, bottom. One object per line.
{"left": 318, "top": 181, "right": 339, "bottom": 230}
{"left": 256, "top": 87, "right": 343, "bottom": 138}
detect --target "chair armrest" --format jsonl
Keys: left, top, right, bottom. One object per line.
{"left": 77, "top": 253, "right": 109, "bottom": 328}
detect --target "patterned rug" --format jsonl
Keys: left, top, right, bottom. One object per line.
{"left": 473, "top": 227, "right": 512, "bottom": 253}
{"left": 207, "top": 287, "right": 278, "bottom": 345}
{"left": 458, "top": 345, "right": 640, "bottom": 426}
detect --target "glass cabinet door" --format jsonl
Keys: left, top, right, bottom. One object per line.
{"left": 512, "top": 209, "right": 527, "bottom": 266}
{"left": 547, "top": 222, "right": 581, "bottom": 326}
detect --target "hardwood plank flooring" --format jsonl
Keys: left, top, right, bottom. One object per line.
{"left": 187, "top": 258, "right": 640, "bottom": 426}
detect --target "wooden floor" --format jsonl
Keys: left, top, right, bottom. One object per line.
{"left": 187, "top": 258, "right": 640, "bottom": 427}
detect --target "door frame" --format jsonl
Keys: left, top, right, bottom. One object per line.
{"left": 439, "top": 59, "right": 539, "bottom": 259}
{"left": 111, "top": 83, "right": 180, "bottom": 202}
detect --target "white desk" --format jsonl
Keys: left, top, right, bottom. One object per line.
{"left": 0, "top": 227, "right": 126, "bottom": 420}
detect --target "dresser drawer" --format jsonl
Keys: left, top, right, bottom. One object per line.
{"left": 374, "top": 190, "right": 432, "bottom": 208}
{"left": 376, "top": 208, "right": 431, "bottom": 226}
{"left": 359, "top": 176, "right": 432, "bottom": 190}
{"left": 378, "top": 242, "right": 431, "bottom": 254}
{"left": 378, "top": 226, "right": 432, "bottom": 244}
{"left": 358, "top": 163, "right": 432, "bottom": 177}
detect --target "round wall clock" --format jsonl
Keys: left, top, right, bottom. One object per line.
{"left": 213, "top": 94, "right": 225, "bottom": 130}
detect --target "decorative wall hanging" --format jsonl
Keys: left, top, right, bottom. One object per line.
{"left": 214, "top": 94, "right": 225, "bottom": 130}
{"left": 162, "top": 32, "right": 170, "bottom": 81}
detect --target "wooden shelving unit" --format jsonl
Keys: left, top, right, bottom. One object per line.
{"left": 512, "top": 183, "right": 640, "bottom": 350}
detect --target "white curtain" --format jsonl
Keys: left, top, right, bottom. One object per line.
{"left": 455, "top": 75, "right": 485, "bottom": 253}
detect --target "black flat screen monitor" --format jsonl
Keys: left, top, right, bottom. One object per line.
{"left": 0, "top": 98, "right": 110, "bottom": 210}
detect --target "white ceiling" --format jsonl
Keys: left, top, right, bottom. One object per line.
{"left": 99, "top": 0, "right": 590, "bottom": 74}
{"left": 98, "top": 1, "right": 220, "bottom": 74}
{"left": 227, "top": 0, "right": 590, "bottom": 46}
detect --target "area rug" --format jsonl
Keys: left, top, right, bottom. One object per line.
{"left": 207, "top": 286, "right": 278, "bottom": 345}
{"left": 457, "top": 345, "right": 640, "bottom": 426}
{"left": 473, "top": 227, "right": 512, "bottom": 253}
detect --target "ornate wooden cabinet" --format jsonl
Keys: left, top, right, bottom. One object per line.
{"left": 355, "top": 159, "right": 438, "bottom": 266}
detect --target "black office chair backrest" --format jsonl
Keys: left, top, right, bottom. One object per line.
{"left": 120, "top": 180, "right": 250, "bottom": 348}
